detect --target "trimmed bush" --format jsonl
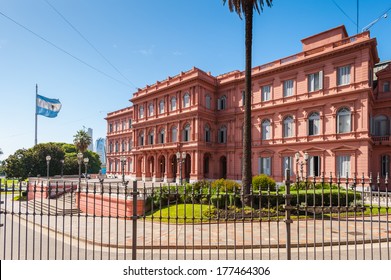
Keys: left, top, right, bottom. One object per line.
{"left": 211, "top": 178, "right": 241, "bottom": 193}
{"left": 252, "top": 174, "right": 276, "bottom": 191}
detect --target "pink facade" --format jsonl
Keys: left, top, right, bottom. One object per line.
{"left": 106, "top": 26, "right": 390, "bottom": 183}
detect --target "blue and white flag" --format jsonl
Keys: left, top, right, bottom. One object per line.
{"left": 36, "top": 94, "right": 62, "bottom": 118}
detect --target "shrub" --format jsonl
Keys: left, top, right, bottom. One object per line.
{"left": 211, "top": 178, "right": 241, "bottom": 193}
{"left": 252, "top": 174, "right": 276, "bottom": 191}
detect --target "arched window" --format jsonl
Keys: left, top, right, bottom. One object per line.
{"left": 308, "top": 112, "right": 320, "bottom": 136}
{"left": 183, "top": 92, "right": 190, "bottom": 108}
{"left": 159, "top": 129, "right": 165, "bottom": 144}
{"left": 148, "top": 103, "right": 154, "bottom": 117}
{"left": 183, "top": 124, "right": 191, "bottom": 142}
{"left": 261, "top": 119, "right": 271, "bottom": 140}
{"left": 139, "top": 105, "right": 144, "bottom": 118}
{"left": 159, "top": 100, "right": 165, "bottom": 114}
{"left": 218, "top": 125, "right": 227, "bottom": 143}
{"left": 337, "top": 107, "right": 351, "bottom": 134}
{"left": 283, "top": 116, "right": 294, "bottom": 138}
{"left": 217, "top": 95, "right": 227, "bottom": 110}
{"left": 171, "top": 126, "right": 177, "bottom": 142}
{"left": 373, "top": 115, "right": 390, "bottom": 136}
{"left": 138, "top": 132, "right": 144, "bottom": 146}
{"left": 171, "top": 97, "right": 177, "bottom": 111}
{"left": 205, "top": 125, "right": 211, "bottom": 142}
{"left": 148, "top": 130, "right": 154, "bottom": 145}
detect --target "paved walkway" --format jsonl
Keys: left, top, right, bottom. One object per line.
{"left": 1, "top": 193, "right": 390, "bottom": 249}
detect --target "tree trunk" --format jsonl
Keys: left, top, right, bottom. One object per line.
{"left": 242, "top": 2, "right": 253, "bottom": 206}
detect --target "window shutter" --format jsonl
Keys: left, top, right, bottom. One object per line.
{"left": 319, "top": 70, "right": 323, "bottom": 90}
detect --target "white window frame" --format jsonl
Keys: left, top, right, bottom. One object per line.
{"left": 258, "top": 157, "right": 271, "bottom": 176}
{"left": 183, "top": 124, "right": 191, "bottom": 142}
{"left": 283, "top": 156, "right": 293, "bottom": 175}
{"left": 308, "top": 155, "right": 321, "bottom": 177}
{"left": 261, "top": 85, "right": 271, "bottom": 101}
{"left": 337, "top": 107, "right": 351, "bottom": 134}
{"left": 283, "top": 80, "right": 294, "bottom": 97}
{"left": 337, "top": 65, "right": 351, "bottom": 86}
{"left": 148, "top": 103, "right": 154, "bottom": 117}
{"left": 183, "top": 93, "right": 190, "bottom": 108}
{"left": 308, "top": 71, "right": 323, "bottom": 92}
{"left": 308, "top": 112, "right": 320, "bottom": 136}
{"left": 139, "top": 105, "right": 144, "bottom": 118}
{"left": 337, "top": 155, "right": 350, "bottom": 177}
{"left": 159, "top": 100, "right": 165, "bottom": 114}
{"left": 283, "top": 116, "right": 294, "bottom": 138}
{"left": 171, "top": 127, "right": 177, "bottom": 143}
{"left": 261, "top": 119, "right": 271, "bottom": 140}
{"left": 170, "top": 97, "right": 177, "bottom": 111}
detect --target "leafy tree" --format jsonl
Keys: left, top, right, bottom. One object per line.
{"left": 223, "top": 0, "right": 272, "bottom": 206}
{"left": 3, "top": 142, "right": 101, "bottom": 179}
{"left": 73, "top": 129, "right": 92, "bottom": 154}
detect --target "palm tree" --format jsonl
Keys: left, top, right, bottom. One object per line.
{"left": 223, "top": 0, "right": 272, "bottom": 205}
{"left": 73, "top": 129, "right": 92, "bottom": 154}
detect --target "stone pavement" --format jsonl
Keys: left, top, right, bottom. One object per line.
{"left": 1, "top": 192, "right": 390, "bottom": 249}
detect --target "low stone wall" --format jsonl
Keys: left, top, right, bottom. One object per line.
{"left": 75, "top": 192, "right": 149, "bottom": 218}
{"left": 27, "top": 179, "right": 78, "bottom": 200}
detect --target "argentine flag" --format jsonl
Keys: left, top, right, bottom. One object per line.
{"left": 36, "top": 94, "right": 62, "bottom": 118}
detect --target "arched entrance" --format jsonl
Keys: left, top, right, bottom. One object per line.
{"left": 220, "top": 156, "right": 227, "bottom": 179}
{"left": 158, "top": 155, "right": 166, "bottom": 181}
{"left": 203, "top": 153, "right": 211, "bottom": 179}
{"left": 146, "top": 156, "right": 154, "bottom": 180}
{"left": 170, "top": 155, "right": 177, "bottom": 182}
{"left": 184, "top": 154, "right": 191, "bottom": 182}
{"left": 136, "top": 156, "right": 143, "bottom": 179}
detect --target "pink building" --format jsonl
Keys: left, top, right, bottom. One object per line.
{"left": 106, "top": 26, "right": 390, "bottom": 183}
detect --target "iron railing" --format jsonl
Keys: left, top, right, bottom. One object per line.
{"left": 0, "top": 172, "right": 389, "bottom": 260}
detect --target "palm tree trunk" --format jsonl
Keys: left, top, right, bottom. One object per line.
{"left": 242, "top": 2, "right": 253, "bottom": 206}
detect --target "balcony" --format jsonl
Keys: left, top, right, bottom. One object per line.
{"left": 371, "top": 135, "right": 390, "bottom": 145}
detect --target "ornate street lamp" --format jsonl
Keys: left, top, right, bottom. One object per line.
{"left": 77, "top": 152, "right": 83, "bottom": 188}
{"left": 120, "top": 156, "right": 126, "bottom": 183}
{"left": 176, "top": 151, "right": 186, "bottom": 185}
{"left": 46, "top": 155, "right": 51, "bottom": 181}
{"left": 60, "top": 159, "right": 64, "bottom": 178}
{"left": 83, "top": 157, "right": 89, "bottom": 183}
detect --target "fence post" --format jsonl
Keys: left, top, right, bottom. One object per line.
{"left": 132, "top": 180, "right": 138, "bottom": 260}
{"left": 284, "top": 168, "right": 292, "bottom": 260}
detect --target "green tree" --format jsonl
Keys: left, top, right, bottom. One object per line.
{"left": 3, "top": 142, "right": 101, "bottom": 179}
{"left": 73, "top": 129, "right": 92, "bottom": 154}
{"left": 223, "top": 0, "right": 272, "bottom": 206}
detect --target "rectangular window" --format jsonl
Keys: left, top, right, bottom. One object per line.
{"left": 308, "top": 71, "right": 323, "bottom": 92}
{"left": 384, "top": 81, "right": 390, "bottom": 92}
{"left": 258, "top": 157, "right": 271, "bottom": 176}
{"left": 381, "top": 155, "right": 390, "bottom": 177}
{"left": 308, "top": 156, "right": 321, "bottom": 177}
{"left": 337, "top": 65, "right": 351, "bottom": 86}
{"left": 128, "top": 119, "right": 132, "bottom": 129}
{"left": 109, "top": 123, "right": 113, "bottom": 133}
{"left": 283, "top": 80, "right": 294, "bottom": 97}
{"left": 308, "top": 117, "right": 320, "bottom": 136}
{"left": 261, "top": 85, "right": 271, "bottom": 101}
{"left": 337, "top": 155, "right": 350, "bottom": 177}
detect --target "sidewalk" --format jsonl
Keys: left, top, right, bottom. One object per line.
{"left": 1, "top": 193, "right": 390, "bottom": 249}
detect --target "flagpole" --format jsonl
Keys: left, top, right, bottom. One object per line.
{"left": 34, "top": 84, "right": 38, "bottom": 146}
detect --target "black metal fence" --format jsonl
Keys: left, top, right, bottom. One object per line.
{"left": 0, "top": 172, "right": 390, "bottom": 260}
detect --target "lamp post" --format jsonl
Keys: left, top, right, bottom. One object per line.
{"left": 77, "top": 152, "right": 83, "bottom": 188}
{"left": 60, "top": 159, "right": 64, "bottom": 178}
{"left": 295, "top": 152, "right": 309, "bottom": 181}
{"left": 176, "top": 151, "right": 186, "bottom": 185}
{"left": 83, "top": 157, "right": 89, "bottom": 183}
{"left": 120, "top": 156, "right": 126, "bottom": 183}
{"left": 46, "top": 155, "right": 51, "bottom": 181}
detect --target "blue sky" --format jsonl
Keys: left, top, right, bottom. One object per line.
{"left": 0, "top": 0, "right": 390, "bottom": 159}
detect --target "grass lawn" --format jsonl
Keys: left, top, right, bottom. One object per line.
{"left": 147, "top": 204, "right": 213, "bottom": 223}
{"left": 147, "top": 203, "right": 391, "bottom": 224}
